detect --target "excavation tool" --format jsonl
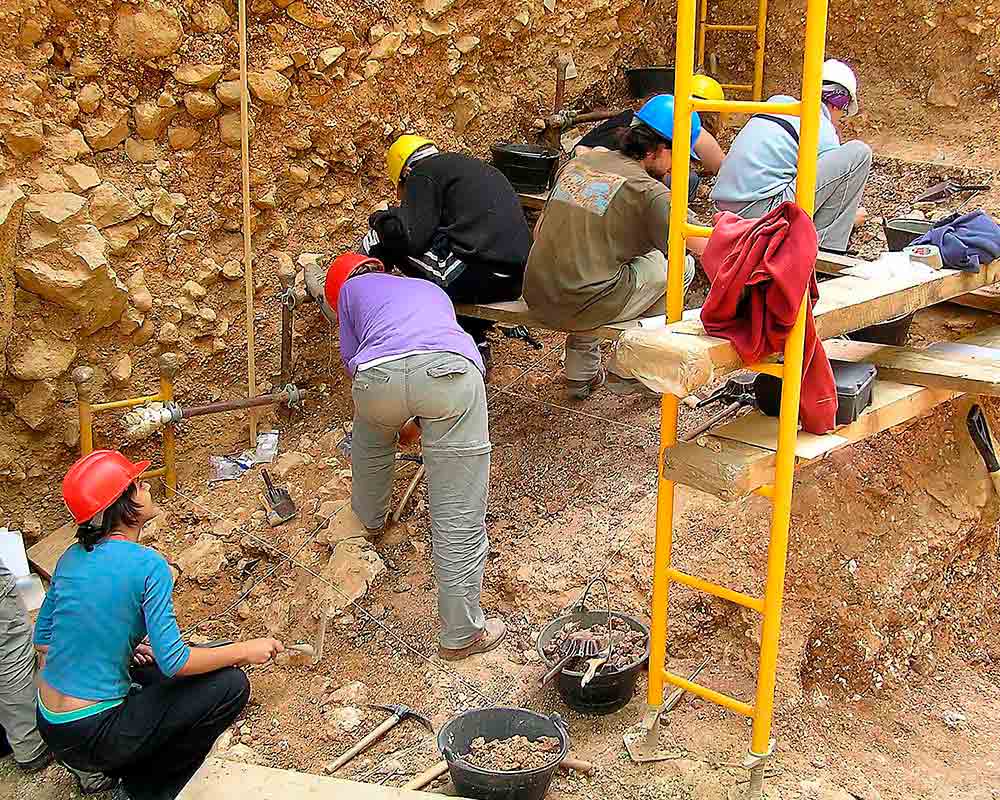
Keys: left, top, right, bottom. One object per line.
{"left": 914, "top": 178, "right": 991, "bottom": 204}
{"left": 339, "top": 430, "right": 425, "bottom": 524}
{"left": 261, "top": 469, "right": 297, "bottom": 526}
{"left": 403, "top": 754, "right": 594, "bottom": 792}
{"left": 324, "top": 704, "right": 433, "bottom": 775}
{"left": 501, "top": 324, "right": 544, "bottom": 350}
{"left": 538, "top": 577, "right": 613, "bottom": 688}
{"left": 967, "top": 405, "right": 1000, "bottom": 497}
{"left": 683, "top": 373, "right": 757, "bottom": 441}
{"left": 623, "top": 657, "right": 709, "bottom": 763}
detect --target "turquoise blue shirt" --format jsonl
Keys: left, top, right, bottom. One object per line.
{"left": 711, "top": 95, "right": 842, "bottom": 206}
{"left": 33, "top": 539, "right": 190, "bottom": 701}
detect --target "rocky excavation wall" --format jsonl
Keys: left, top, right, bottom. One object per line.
{"left": 0, "top": 0, "right": 998, "bottom": 520}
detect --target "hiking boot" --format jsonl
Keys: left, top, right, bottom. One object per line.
{"left": 605, "top": 373, "right": 658, "bottom": 397}
{"left": 438, "top": 619, "right": 507, "bottom": 662}
{"left": 566, "top": 368, "right": 605, "bottom": 401}
{"left": 17, "top": 747, "right": 54, "bottom": 773}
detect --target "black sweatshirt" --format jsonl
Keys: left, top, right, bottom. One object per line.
{"left": 368, "top": 152, "right": 531, "bottom": 275}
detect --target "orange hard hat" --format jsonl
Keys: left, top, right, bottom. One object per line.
{"left": 324, "top": 252, "right": 383, "bottom": 314}
{"left": 63, "top": 450, "right": 150, "bottom": 524}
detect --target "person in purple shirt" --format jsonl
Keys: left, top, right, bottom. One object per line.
{"left": 314, "top": 252, "right": 506, "bottom": 661}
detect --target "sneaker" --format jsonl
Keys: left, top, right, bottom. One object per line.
{"left": 17, "top": 747, "right": 54, "bottom": 773}
{"left": 566, "top": 368, "right": 605, "bottom": 400}
{"left": 605, "top": 374, "right": 658, "bottom": 397}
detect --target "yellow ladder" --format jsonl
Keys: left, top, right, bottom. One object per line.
{"left": 697, "top": 0, "right": 770, "bottom": 100}
{"left": 646, "top": 0, "right": 829, "bottom": 795}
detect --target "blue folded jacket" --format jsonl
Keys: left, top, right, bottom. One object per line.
{"left": 913, "top": 210, "right": 1000, "bottom": 273}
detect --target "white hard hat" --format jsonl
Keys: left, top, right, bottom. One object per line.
{"left": 821, "top": 59, "right": 859, "bottom": 117}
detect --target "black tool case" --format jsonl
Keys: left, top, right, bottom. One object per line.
{"left": 754, "top": 360, "right": 877, "bottom": 427}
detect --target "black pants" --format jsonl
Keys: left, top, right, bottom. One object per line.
{"left": 37, "top": 666, "right": 249, "bottom": 800}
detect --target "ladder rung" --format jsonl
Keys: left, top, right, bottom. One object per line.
{"left": 719, "top": 83, "right": 754, "bottom": 92}
{"left": 682, "top": 222, "right": 713, "bottom": 239}
{"left": 666, "top": 568, "right": 764, "bottom": 612}
{"left": 754, "top": 484, "right": 775, "bottom": 499}
{"left": 704, "top": 23, "right": 757, "bottom": 31}
{"left": 662, "top": 669, "right": 754, "bottom": 717}
{"left": 748, "top": 362, "right": 783, "bottom": 378}
{"left": 691, "top": 98, "right": 800, "bottom": 116}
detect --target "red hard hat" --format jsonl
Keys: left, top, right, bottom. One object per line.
{"left": 63, "top": 450, "right": 151, "bottom": 524}
{"left": 324, "top": 252, "right": 383, "bottom": 314}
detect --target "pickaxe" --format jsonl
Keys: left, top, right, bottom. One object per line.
{"left": 324, "top": 703, "right": 433, "bottom": 774}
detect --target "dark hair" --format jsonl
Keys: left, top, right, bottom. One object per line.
{"left": 619, "top": 123, "right": 669, "bottom": 161}
{"left": 77, "top": 482, "right": 142, "bottom": 552}
{"left": 700, "top": 110, "right": 721, "bottom": 137}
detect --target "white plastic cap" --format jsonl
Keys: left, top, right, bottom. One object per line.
{"left": 821, "top": 59, "right": 859, "bottom": 117}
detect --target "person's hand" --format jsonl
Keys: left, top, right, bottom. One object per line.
{"left": 132, "top": 643, "right": 155, "bottom": 667}
{"left": 238, "top": 638, "right": 284, "bottom": 666}
{"left": 854, "top": 205, "right": 868, "bottom": 228}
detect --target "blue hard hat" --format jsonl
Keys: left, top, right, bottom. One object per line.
{"left": 634, "top": 94, "right": 702, "bottom": 160}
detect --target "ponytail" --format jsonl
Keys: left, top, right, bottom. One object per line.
{"left": 76, "top": 482, "right": 142, "bottom": 552}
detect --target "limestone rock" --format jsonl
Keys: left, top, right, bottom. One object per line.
{"left": 133, "top": 101, "right": 177, "bottom": 140}
{"left": 128, "top": 269, "right": 153, "bottom": 312}
{"left": 317, "top": 47, "right": 345, "bottom": 70}
{"left": 69, "top": 55, "right": 103, "bottom": 79}
{"left": 268, "top": 55, "right": 295, "bottom": 73}
{"left": 15, "top": 380, "right": 56, "bottom": 431}
{"left": 5, "top": 119, "right": 44, "bottom": 157}
{"left": 15, "top": 255, "right": 126, "bottom": 333}
{"left": 152, "top": 190, "right": 183, "bottom": 226}
{"left": 317, "top": 539, "right": 386, "bottom": 612}
{"left": 26, "top": 192, "right": 86, "bottom": 225}
{"left": 192, "top": 2, "right": 231, "bottom": 32}
{"left": 421, "top": 19, "right": 454, "bottom": 40}
{"left": 455, "top": 35, "right": 480, "bottom": 54}
{"left": 77, "top": 83, "right": 103, "bottom": 114}
{"left": 927, "top": 77, "right": 960, "bottom": 108}
{"left": 0, "top": 184, "right": 26, "bottom": 379}
{"left": 111, "top": 355, "right": 133, "bottom": 384}
{"left": 62, "top": 164, "right": 101, "bottom": 192}
{"left": 221, "top": 745, "right": 262, "bottom": 766}
{"left": 82, "top": 109, "right": 130, "bottom": 151}
{"left": 285, "top": 1, "right": 335, "bottom": 29}
{"left": 36, "top": 173, "right": 69, "bottom": 192}
{"left": 67, "top": 224, "right": 110, "bottom": 272}
{"left": 47, "top": 128, "right": 91, "bottom": 161}
{"left": 7, "top": 335, "right": 77, "bottom": 380}
{"left": 174, "top": 63, "right": 224, "bottom": 89}
{"left": 184, "top": 90, "right": 222, "bottom": 120}
{"left": 168, "top": 126, "right": 201, "bottom": 150}
{"left": 219, "top": 112, "right": 253, "bottom": 147}
{"left": 115, "top": 5, "right": 184, "bottom": 59}
{"left": 125, "top": 137, "right": 157, "bottom": 163}
{"left": 248, "top": 70, "right": 292, "bottom": 105}
{"left": 221, "top": 259, "right": 243, "bottom": 280}
{"left": 89, "top": 183, "right": 140, "bottom": 229}
{"left": 104, "top": 221, "right": 141, "bottom": 253}
{"left": 158, "top": 321, "right": 180, "bottom": 345}
{"left": 184, "top": 280, "right": 207, "bottom": 300}
{"left": 328, "top": 681, "right": 368, "bottom": 707}
{"left": 215, "top": 80, "right": 242, "bottom": 108}
{"left": 330, "top": 707, "right": 364, "bottom": 733}
{"left": 424, "top": 0, "right": 456, "bottom": 17}
{"left": 273, "top": 450, "right": 311, "bottom": 478}
{"left": 370, "top": 32, "right": 405, "bottom": 60}
{"left": 176, "top": 534, "right": 227, "bottom": 584}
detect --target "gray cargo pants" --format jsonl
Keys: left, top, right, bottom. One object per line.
{"left": 720, "top": 140, "right": 872, "bottom": 252}
{"left": 565, "top": 251, "right": 695, "bottom": 382}
{"left": 0, "top": 560, "right": 47, "bottom": 764}
{"left": 351, "top": 352, "right": 491, "bottom": 649}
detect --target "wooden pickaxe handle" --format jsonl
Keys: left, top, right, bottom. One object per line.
{"left": 402, "top": 755, "right": 594, "bottom": 791}
{"left": 326, "top": 714, "right": 400, "bottom": 774}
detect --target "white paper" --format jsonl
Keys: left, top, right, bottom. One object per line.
{"left": 16, "top": 574, "right": 45, "bottom": 612}
{"left": 0, "top": 528, "right": 30, "bottom": 578}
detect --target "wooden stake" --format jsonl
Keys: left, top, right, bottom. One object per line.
{"left": 237, "top": 0, "right": 257, "bottom": 446}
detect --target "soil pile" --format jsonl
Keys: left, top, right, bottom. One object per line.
{"left": 461, "top": 735, "right": 561, "bottom": 772}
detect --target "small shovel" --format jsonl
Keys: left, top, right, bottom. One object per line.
{"left": 914, "top": 178, "right": 990, "bottom": 204}
{"left": 261, "top": 469, "right": 297, "bottom": 526}
{"left": 967, "top": 405, "right": 1000, "bottom": 497}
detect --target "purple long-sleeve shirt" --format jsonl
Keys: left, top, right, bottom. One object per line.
{"left": 337, "top": 272, "right": 485, "bottom": 376}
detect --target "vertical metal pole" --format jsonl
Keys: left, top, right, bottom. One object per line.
{"left": 72, "top": 366, "right": 95, "bottom": 456}
{"left": 648, "top": 0, "right": 699, "bottom": 711}
{"left": 752, "top": 0, "right": 770, "bottom": 101}
{"left": 278, "top": 273, "right": 294, "bottom": 387}
{"left": 749, "top": 0, "right": 828, "bottom": 759}
{"left": 696, "top": 0, "right": 709, "bottom": 71}
{"left": 158, "top": 353, "right": 179, "bottom": 497}
{"left": 237, "top": 0, "right": 257, "bottom": 447}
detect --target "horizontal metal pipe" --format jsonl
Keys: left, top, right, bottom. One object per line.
{"left": 666, "top": 568, "right": 765, "bottom": 612}
{"left": 142, "top": 467, "right": 167, "bottom": 479}
{"left": 683, "top": 222, "right": 714, "bottom": 239}
{"left": 182, "top": 390, "right": 302, "bottom": 420}
{"left": 92, "top": 394, "right": 163, "bottom": 413}
{"left": 662, "top": 669, "right": 754, "bottom": 717}
{"left": 705, "top": 23, "right": 756, "bottom": 31}
{"left": 691, "top": 98, "right": 799, "bottom": 115}
{"left": 719, "top": 83, "right": 754, "bottom": 91}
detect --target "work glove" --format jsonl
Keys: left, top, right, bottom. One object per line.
{"left": 302, "top": 260, "right": 338, "bottom": 325}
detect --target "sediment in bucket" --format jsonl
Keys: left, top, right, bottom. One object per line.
{"left": 438, "top": 708, "right": 569, "bottom": 800}
{"left": 537, "top": 611, "right": 650, "bottom": 716}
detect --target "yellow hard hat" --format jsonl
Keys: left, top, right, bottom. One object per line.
{"left": 691, "top": 74, "right": 725, "bottom": 102}
{"left": 387, "top": 135, "right": 435, "bottom": 185}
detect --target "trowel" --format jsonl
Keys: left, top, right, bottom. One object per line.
{"left": 261, "top": 469, "right": 297, "bottom": 526}
{"left": 967, "top": 405, "right": 1000, "bottom": 497}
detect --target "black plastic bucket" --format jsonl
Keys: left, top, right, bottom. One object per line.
{"left": 491, "top": 144, "right": 559, "bottom": 194}
{"left": 625, "top": 66, "right": 676, "bottom": 100}
{"left": 438, "top": 708, "right": 569, "bottom": 800}
{"left": 536, "top": 611, "right": 650, "bottom": 715}
{"left": 851, "top": 217, "right": 933, "bottom": 346}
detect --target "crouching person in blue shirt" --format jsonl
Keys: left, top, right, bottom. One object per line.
{"left": 34, "top": 450, "right": 284, "bottom": 800}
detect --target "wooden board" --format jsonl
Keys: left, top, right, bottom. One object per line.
{"left": 518, "top": 191, "right": 548, "bottom": 212}
{"left": 949, "top": 284, "right": 1000, "bottom": 313}
{"left": 823, "top": 339, "right": 1000, "bottom": 395}
{"left": 661, "top": 325, "right": 1000, "bottom": 499}
{"left": 454, "top": 298, "right": 644, "bottom": 338}
{"left": 179, "top": 758, "right": 471, "bottom": 799}
{"left": 26, "top": 522, "right": 77, "bottom": 579}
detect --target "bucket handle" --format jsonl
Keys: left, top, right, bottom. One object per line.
{"left": 548, "top": 713, "right": 569, "bottom": 743}
{"left": 574, "top": 576, "right": 614, "bottom": 661}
